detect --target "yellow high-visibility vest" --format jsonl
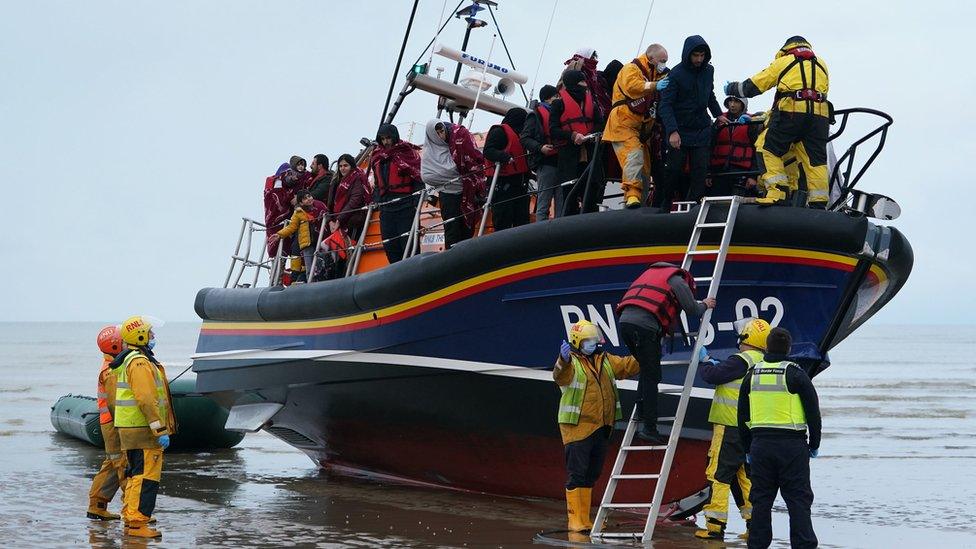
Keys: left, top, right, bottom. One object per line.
{"left": 557, "top": 355, "right": 622, "bottom": 425}
{"left": 114, "top": 351, "right": 167, "bottom": 428}
{"left": 746, "top": 360, "right": 807, "bottom": 431}
{"left": 708, "top": 349, "right": 764, "bottom": 426}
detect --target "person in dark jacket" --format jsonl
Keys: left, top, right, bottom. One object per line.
{"left": 483, "top": 107, "right": 531, "bottom": 231}
{"left": 520, "top": 85, "right": 562, "bottom": 221}
{"left": 332, "top": 154, "right": 372, "bottom": 240}
{"left": 549, "top": 70, "right": 605, "bottom": 216}
{"left": 738, "top": 327, "right": 821, "bottom": 549}
{"left": 617, "top": 262, "right": 716, "bottom": 442}
{"left": 308, "top": 154, "right": 334, "bottom": 202}
{"left": 369, "top": 124, "right": 423, "bottom": 263}
{"left": 658, "top": 36, "right": 728, "bottom": 211}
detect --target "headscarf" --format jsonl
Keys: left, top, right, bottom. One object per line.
{"left": 376, "top": 123, "right": 400, "bottom": 143}
{"left": 421, "top": 119, "right": 460, "bottom": 185}
{"left": 562, "top": 70, "right": 587, "bottom": 103}
{"left": 500, "top": 107, "right": 528, "bottom": 133}
{"left": 289, "top": 155, "right": 306, "bottom": 170}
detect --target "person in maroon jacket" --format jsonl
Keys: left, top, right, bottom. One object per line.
{"left": 616, "top": 262, "right": 715, "bottom": 442}
{"left": 369, "top": 124, "right": 423, "bottom": 263}
{"left": 331, "top": 154, "right": 372, "bottom": 240}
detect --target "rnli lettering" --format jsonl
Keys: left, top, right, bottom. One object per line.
{"left": 125, "top": 320, "right": 144, "bottom": 331}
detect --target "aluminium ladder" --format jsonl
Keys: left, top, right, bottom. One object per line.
{"left": 590, "top": 195, "right": 751, "bottom": 543}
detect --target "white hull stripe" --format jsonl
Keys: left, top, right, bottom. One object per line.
{"left": 193, "top": 349, "right": 716, "bottom": 400}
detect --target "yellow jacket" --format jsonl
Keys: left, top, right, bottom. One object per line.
{"left": 277, "top": 207, "right": 315, "bottom": 250}
{"left": 117, "top": 355, "right": 177, "bottom": 450}
{"left": 603, "top": 55, "right": 667, "bottom": 142}
{"left": 97, "top": 361, "right": 122, "bottom": 454}
{"left": 743, "top": 39, "right": 830, "bottom": 117}
{"left": 553, "top": 350, "right": 640, "bottom": 444}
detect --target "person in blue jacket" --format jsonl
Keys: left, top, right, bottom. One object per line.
{"left": 657, "top": 35, "right": 729, "bottom": 211}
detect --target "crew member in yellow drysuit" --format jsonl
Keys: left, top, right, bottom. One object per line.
{"left": 603, "top": 44, "right": 670, "bottom": 209}
{"left": 114, "top": 316, "right": 176, "bottom": 538}
{"left": 86, "top": 325, "right": 127, "bottom": 520}
{"left": 725, "top": 36, "right": 830, "bottom": 207}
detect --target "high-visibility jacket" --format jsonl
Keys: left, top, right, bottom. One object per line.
{"left": 744, "top": 39, "right": 830, "bottom": 118}
{"left": 710, "top": 118, "right": 755, "bottom": 171}
{"left": 115, "top": 351, "right": 171, "bottom": 431}
{"left": 746, "top": 360, "right": 807, "bottom": 431}
{"left": 97, "top": 356, "right": 116, "bottom": 425}
{"left": 485, "top": 123, "right": 530, "bottom": 177}
{"left": 558, "top": 88, "right": 595, "bottom": 137}
{"left": 616, "top": 265, "right": 696, "bottom": 333}
{"left": 553, "top": 351, "right": 639, "bottom": 444}
{"left": 708, "top": 349, "right": 764, "bottom": 426}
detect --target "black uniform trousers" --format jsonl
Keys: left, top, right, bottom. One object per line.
{"left": 564, "top": 426, "right": 611, "bottom": 489}
{"left": 748, "top": 436, "right": 817, "bottom": 549}
{"left": 619, "top": 323, "right": 662, "bottom": 426}
{"left": 660, "top": 145, "right": 711, "bottom": 211}
{"left": 491, "top": 174, "right": 530, "bottom": 231}
{"left": 379, "top": 195, "right": 419, "bottom": 264}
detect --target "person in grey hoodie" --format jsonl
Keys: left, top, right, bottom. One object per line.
{"left": 422, "top": 120, "right": 470, "bottom": 249}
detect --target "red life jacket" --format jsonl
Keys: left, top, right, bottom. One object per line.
{"left": 97, "top": 358, "right": 113, "bottom": 425}
{"left": 710, "top": 113, "right": 755, "bottom": 171}
{"left": 616, "top": 265, "right": 696, "bottom": 333}
{"left": 485, "top": 124, "right": 530, "bottom": 177}
{"left": 558, "top": 88, "right": 595, "bottom": 136}
{"left": 536, "top": 105, "right": 558, "bottom": 156}
{"left": 371, "top": 158, "right": 414, "bottom": 195}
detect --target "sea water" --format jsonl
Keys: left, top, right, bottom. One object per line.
{"left": 0, "top": 322, "right": 971, "bottom": 547}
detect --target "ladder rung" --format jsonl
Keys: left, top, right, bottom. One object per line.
{"left": 695, "top": 222, "right": 727, "bottom": 229}
{"left": 592, "top": 532, "right": 644, "bottom": 539}
{"left": 600, "top": 503, "right": 656, "bottom": 508}
{"left": 660, "top": 388, "right": 684, "bottom": 394}
{"left": 686, "top": 249, "right": 719, "bottom": 256}
{"left": 611, "top": 473, "right": 661, "bottom": 480}
{"left": 657, "top": 416, "right": 676, "bottom": 421}
{"left": 694, "top": 276, "right": 713, "bottom": 282}
{"left": 622, "top": 445, "right": 667, "bottom": 451}
{"left": 661, "top": 359, "right": 690, "bottom": 366}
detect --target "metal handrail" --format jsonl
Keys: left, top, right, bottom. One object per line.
{"left": 477, "top": 162, "right": 502, "bottom": 237}
{"left": 826, "top": 107, "right": 893, "bottom": 211}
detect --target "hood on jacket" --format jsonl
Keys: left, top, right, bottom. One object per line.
{"left": 539, "top": 84, "right": 558, "bottom": 103}
{"left": 602, "top": 59, "right": 624, "bottom": 91}
{"left": 724, "top": 95, "right": 748, "bottom": 110}
{"left": 274, "top": 162, "right": 291, "bottom": 177}
{"left": 680, "top": 35, "right": 711, "bottom": 68}
{"left": 500, "top": 107, "right": 528, "bottom": 133}
{"left": 561, "top": 69, "right": 588, "bottom": 102}
{"left": 777, "top": 36, "right": 814, "bottom": 58}
{"left": 376, "top": 123, "right": 401, "bottom": 143}
{"left": 289, "top": 155, "right": 306, "bottom": 170}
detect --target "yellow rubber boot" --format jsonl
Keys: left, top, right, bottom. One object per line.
{"left": 566, "top": 488, "right": 588, "bottom": 532}
{"left": 125, "top": 523, "right": 162, "bottom": 538}
{"left": 625, "top": 195, "right": 642, "bottom": 209}
{"left": 86, "top": 501, "right": 120, "bottom": 521}
{"left": 694, "top": 518, "right": 726, "bottom": 540}
{"left": 756, "top": 185, "right": 788, "bottom": 206}
{"left": 579, "top": 487, "right": 593, "bottom": 530}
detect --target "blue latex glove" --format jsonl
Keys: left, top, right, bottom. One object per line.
{"left": 698, "top": 347, "right": 710, "bottom": 363}
{"left": 736, "top": 114, "right": 751, "bottom": 124}
{"left": 559, "top": 340, "right": 571, "bottom": 361}
{"left": 809, "top": 448, "right": 819, "bottom": 458}
{"left": 745, "top": 453, "right": 751, "bottom": 465}
{"left": 157, "top": 434, "right": 170, "bottom": 450}
{"left": 655, "top": 78, "right": 669, "bottom": 91}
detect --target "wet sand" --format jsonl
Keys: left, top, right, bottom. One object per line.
{"left": 0, "top": 322, "right": 972, "bottom": 547}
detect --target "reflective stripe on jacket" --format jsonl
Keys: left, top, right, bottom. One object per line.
{"left": 746, "top": 360, "right": 807, "bottom": 431}
{"left": 708, "top": 349, "right": 763, "bottom": 426}
{"left": 97, "top": 356, "right": 115, "bottom": 425}
{"left": 744, "top": 40, "right": 830, "bottom": 118}
{"left": 558, "top": 354, "right": 622, "bottom": 425}
{"left": 115, "top": 352, "right": 169, "bottom": 429}
{"left": 553, "top": 351, "right": 640, "bottom": 445}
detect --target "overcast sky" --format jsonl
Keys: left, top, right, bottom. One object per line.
{"left": 1, "top": 0, "right": 971, "bottom": 323}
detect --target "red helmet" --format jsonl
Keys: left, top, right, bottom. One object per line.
{"left": 96, "top": 325, "right": 123, "bottom": 355}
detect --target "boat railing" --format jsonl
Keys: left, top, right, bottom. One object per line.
{"left": 223, "top": 217, "right": 276, "bottom": 288}
{"left": 826, "top": 107, "right": 893, "bottom": 210}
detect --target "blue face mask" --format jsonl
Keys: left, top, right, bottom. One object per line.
{"left": 147, "top": 339, "right": 156, "bottom": 351}
{"left": 581, "top": 340, "right": 598, "bottom": 354}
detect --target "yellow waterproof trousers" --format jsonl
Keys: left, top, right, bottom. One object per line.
{"left": 88, "top": 452, "right": 126, "bottom": 505}
{"left": 701, "top": 425, "right": 752, "bottom": 532}
{"left": 754, "top": 111, "right": 829, "bottom": 206}
{"left": 611, "top": 135, "right": 652, "bottom": 204}
{"left": 123, "top": 448, "right": 163, "bottom": 526}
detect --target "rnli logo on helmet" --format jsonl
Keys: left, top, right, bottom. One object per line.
{"left": 125, "top": 319, "right": 144, "bottom": 331}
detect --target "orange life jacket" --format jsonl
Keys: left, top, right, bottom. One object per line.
{"left": 710, "top": 116, "right": 755, "bottom": 171}
{"left": 616, "top": 266, "right": 696, "bottom": 333}
{"left": 97, "top": 357, "right": 113, "bottom": 425}
{"left": 536, "top": 105, "right": 558, "bottom": 156}
{"left": 558, "top": 88, "right": 595, "bottom": 136}
{"left": 485, "top": 124, "right": 530, "bottom": 177}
